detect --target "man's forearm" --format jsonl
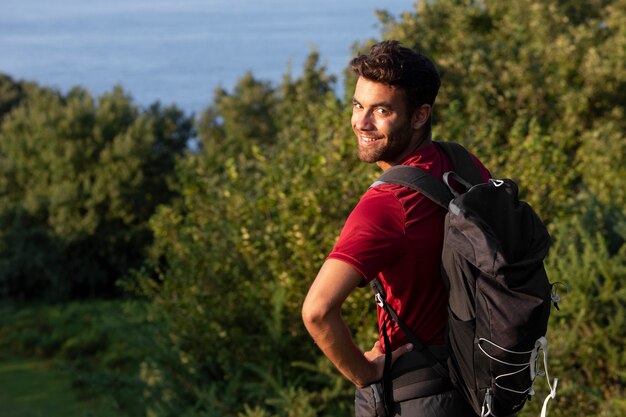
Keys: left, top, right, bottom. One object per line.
{"left": 302, "top": 259, "right": 383, "bottom": 387}
{"left": 304, "top": 307, "right": 376, "bottom": 388}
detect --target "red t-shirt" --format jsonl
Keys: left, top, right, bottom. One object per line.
{"left": 328, "top": 143, "right": 491, "bottom": 351}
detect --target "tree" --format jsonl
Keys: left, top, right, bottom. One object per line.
{"left": 0, "top": 73, "right": 26, "bottom": 121}
{"left": 0, "top": 81, "right": 193, "bottom": 300}
{"left": 197, "top": 71, "right": 278, "bottom": 159}
{"left": 135, "top": 52, "right": 374, "bottom": 416}
{"left": 380, "top": 0, "right": 626, "bottom": 221}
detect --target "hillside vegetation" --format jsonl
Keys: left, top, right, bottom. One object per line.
{"left": 0, "top": 1, "right": 624, "bottom": 416}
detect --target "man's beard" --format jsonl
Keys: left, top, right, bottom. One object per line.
{"left": 357, "top": 125, "right": 412, "bottom": 164}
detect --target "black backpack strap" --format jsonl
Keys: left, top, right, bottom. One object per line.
{"left": 435, "top": 141, "right": 484, "bottom": 186}
{"left": 370, "top": 278, "right": 450, "bottom": 415}
{"left": 371, "top": 165, "right": 453, "bottom": 209}
{"left": 370, "top": 142, "right": 485, "bottom": 208}
{"left": 370, "top": 278, "right": 449, "bottom": 372}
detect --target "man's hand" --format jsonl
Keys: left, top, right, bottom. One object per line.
{"left": 364, "top": 341, "right": 414, "bottom": 383}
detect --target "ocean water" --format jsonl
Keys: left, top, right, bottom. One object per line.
{"left": 0, "top": 0, "right": 414, "bottom": 115}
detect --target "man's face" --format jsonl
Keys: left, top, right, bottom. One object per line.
{"left": 351, "top": 77, "right": 413, "bottom": 164}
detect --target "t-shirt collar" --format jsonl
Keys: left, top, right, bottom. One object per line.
{"left": 398, "top": 142, "right": 437, "bottom": 166}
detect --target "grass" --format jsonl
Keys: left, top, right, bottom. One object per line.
{"left": 0, "top": 300, "right": 150, "bottom": 417}
{"left": 0, "top": 357, "right": 118, "bottom": 417}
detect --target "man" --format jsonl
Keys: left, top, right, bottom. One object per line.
{"left": 301, "top": 40, "right": 490, "bottom": 416}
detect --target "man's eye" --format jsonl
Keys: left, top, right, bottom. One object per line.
{"left": 376, "top": 108, "right": 388, "bottom": 115}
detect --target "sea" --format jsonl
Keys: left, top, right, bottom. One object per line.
{"left": 0, "top": 0, "right": 414, "bottom": 115}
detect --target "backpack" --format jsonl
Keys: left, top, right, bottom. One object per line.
{"left": 369, "top": 141, "right": 559, "bottom": 417}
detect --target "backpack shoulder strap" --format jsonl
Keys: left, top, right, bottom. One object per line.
{"left": 435, "top": 141, "right": 484, "bottom": 186}
{"left": 370, "top": 142, "right": 485, "bottom": 208}
{"left": 371, "top": 165, "right": 453, "bottom": 209}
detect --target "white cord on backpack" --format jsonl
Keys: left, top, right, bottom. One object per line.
{"left": 481, "top": 389, "right": 493, "bottom": 417}
{"left": 478, "top": 338, "right": 536, "bottom": 366}
{"left": 539, "top": 339, "right": 558, "bottom": 417}
{"left": 478, "top": 336, "right": 558, "bottom": 416}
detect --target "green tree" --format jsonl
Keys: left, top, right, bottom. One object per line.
{"left": 135, "top": 52, "right": 376, "bottom": 416}
{"left": 380, "top": 0, "right": 626, "bottom": 221}
{"left": 0, "top": 81, "right": 193, "bottom": 300}
{"left": 523, "top": 205, "right": 626, "bottom": 417}
{"left": 197, "top": 71, "right": 278, "bottom": 159}
{"left": 0, "top": 73, "right": 26, "bottom": 121}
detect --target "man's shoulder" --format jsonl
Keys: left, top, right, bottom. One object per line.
{"left": 357, "top": 185, "right": 405, "bottom": 214}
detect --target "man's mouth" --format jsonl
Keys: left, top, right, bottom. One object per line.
{"left": 359, "top": 135, "right": 383, "bottom": 144}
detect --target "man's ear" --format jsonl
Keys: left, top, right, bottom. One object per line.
{"left": 412, "top": 104, "right": 431, "bottom": 129}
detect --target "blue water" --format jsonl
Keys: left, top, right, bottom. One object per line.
{"left": 0, "top": 0, "right": 414, "bottom": 114}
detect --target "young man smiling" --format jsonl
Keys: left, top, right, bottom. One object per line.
{"left": 302, "top": 41, "right": 490, "bottom": 416}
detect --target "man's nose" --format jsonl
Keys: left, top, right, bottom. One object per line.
{"left": 353, "top": 111, "right": 374, "bottom": 131}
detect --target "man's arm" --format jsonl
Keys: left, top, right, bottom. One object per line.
{"left": 302, "top": 259, "right": 412, "bottom": 388}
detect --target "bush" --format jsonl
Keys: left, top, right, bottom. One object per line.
{"left": 519, "top": 202, "right": 626, "bottom": 417}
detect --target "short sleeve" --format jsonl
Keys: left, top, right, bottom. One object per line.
{"left": 328, "top": 188, "right": 406, "bottom": 283}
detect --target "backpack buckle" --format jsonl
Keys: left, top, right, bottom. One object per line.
{"left": 375, "top": 293, "right": 384, "bottom": 307}
{"left": 490, "top": 179, "right": 505, "bottom": 187}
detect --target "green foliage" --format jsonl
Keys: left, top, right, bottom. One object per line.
{"left": 0, "top": 80, "right": 193, "bottom": 300}
{"left": 1, "top": 1, "right": 625, "bottom": 416}
{"left": 0, "top": 358, "right": 119, "bottom": 417}
{"left": 134, "top": 2, "right": 625, "bottom": 416}
{"left": 380, "top": 0, "right": 626, "bottom": 221}
{"left": 198, "top": 71, "right": 278, "bottom": 157}
{"left": 0, "top": 74, "right": 25, "bottom": 121}
{"left": 520, "top": 203, "right": 626, "bottom": 417}
{"left": 0, "top": 300, "right": 153, "bottom": 416}
{"left": 133, "top": 52, "right": 375, "bottom": 416}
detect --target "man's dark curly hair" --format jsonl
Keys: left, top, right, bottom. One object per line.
{"left": 350, "top": 40, "right": 441, "bottom": 112}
